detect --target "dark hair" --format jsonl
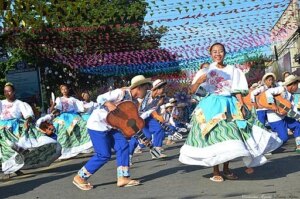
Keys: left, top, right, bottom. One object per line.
{"left": 200, "top": 62, "right": 210, "bottom": 69}
{"left": 282, "top": 71, "right": 291, "bottom": 79}
{"left": 209, "top": 43, "right": 226, "bottom": 54}
{"left": 81, "top": 91, "right": 90, "bottom": 98}
{"left": 4, "top": 82, "right": 15, "bottom": 91}
{"left": 59, "top": 84, "right": 68, "bottom": 90}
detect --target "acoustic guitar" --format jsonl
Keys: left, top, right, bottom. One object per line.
{"left": 242, "top": 90, "right": 259, "bottom": 110}
{"left": 106, "top": 101, "right": 161, "bottom": 158}
{"left": 256, "top": 91, "right": 292, "bottom": 115}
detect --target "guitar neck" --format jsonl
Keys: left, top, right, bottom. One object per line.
{"left": 278, "top": 102, "right": 300, "bottom": 120}
{"left": 135, "top": 131, "right": 153, "bottom": 149}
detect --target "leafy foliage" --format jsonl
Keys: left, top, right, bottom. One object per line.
{"left": 0, "top": 0, "right": 167, "bottom": 99}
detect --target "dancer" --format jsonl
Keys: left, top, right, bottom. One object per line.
{"left": 264, "top": 75, "right": 300, "bottom": 152}
{"left": 52, "top": 84, "right": 92, "bottom": 159}
{"left": 251, "top": 73, "right": 277, "bottom": 125}
{"left": 0, "top": 82, "right": 61, "bottom": 176}
{"left": 81, "top": 91, "right": 98, "bottom": 121}
{"left": 179, "top": 43, "right": 282, "bottom": 182}
{"left": 73, "top": 75, "right": 151, "bottom": 190}
{"left": 129, "top": 79, "right": 169, "bottom": 159}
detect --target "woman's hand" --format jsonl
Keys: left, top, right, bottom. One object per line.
{"left": 24, "top": 117, "right": 33, "bottom": 131}
{"left": 196, "top": 74, "right": 207, "bottom": 84}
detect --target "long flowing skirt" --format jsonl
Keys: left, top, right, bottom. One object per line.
{"left": 179, "top": 94, "right": 282, "bottom": 168}
{"left": 0, "top": 119, "right": 61, "bottom": 174}
{"left": 53, "top": 112, "right": 93, "bottom": 159}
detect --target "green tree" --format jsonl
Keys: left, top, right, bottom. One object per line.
{"left": 0, "top": 0, "right": 168, "bottom": 98}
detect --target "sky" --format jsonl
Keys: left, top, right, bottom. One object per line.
{"left": 1, "top": 0, "right": 299, "bottom": 75}
{"left": 143, "top": 0, "right": 296, "bottom": 66}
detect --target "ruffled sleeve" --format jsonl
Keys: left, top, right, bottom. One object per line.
{"left": 20, "top": 101, "right": 34, "bottom": 119}
{"left": 231, "top": 67, "right": 249, "bottom": 95}
{"left": 74, "top": 98, "right": 84, "bottom": 113}
{"left": 192, "top": 68, "right": 208, "bottom": 85}
{"left": 55, "top": 97, "right": 62, "bottom": 111}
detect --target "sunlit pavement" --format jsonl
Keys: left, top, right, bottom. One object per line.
{"left": 0, "top": 137, "right": 299, "bottom": 199}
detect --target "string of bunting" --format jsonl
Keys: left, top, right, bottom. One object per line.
{"left": 1, "top": 0, "right": 297, "bottom": 77}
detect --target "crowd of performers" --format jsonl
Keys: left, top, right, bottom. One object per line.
{"left": 0, "top": 43, "right": 299, "bottom": 190}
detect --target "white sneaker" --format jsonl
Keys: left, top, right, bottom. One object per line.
{"left": 177, "top": 128, "right": 187, "bottom": 133}
{"left": 172, "top": 132, "right": 183, "bottom": 140}
{"left": 185, "top": 123, "right": 192, "bottom": 129}
{"left": 134, "top": 146, "right": 143, "bottom": 154}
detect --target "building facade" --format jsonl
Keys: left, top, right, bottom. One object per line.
{"left": 266, "top": 0, "right": 300, "bottom": 81}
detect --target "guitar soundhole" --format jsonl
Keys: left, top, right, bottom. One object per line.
{"left": 127, "top": 119, "right": 136, "bottom": 127}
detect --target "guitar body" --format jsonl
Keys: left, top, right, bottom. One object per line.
{"left": 106, "top": 101, "right": 145, "bottom": 138}
{"left": 257, "top": 91, "right": 291, "bottom": 115}
{"left": 151, "top": 111, "right": 165, "bottom": 123}
{"left": 242, "top": 90, "right": 258, "bottom": 110}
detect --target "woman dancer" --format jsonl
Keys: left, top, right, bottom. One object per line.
{"left": 81, "top": 91, "right": 98, "bottom": 121}
{"left": 52, "top": 84, "right": 92, "bottom": 159}
{"left": 179, "top": 43, "right": 282, "bottom": 182}
{"left": 0, "top": 83, "right": 61, "bottom": 176}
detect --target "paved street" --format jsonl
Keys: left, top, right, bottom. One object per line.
{"left": 0, "top": 137, "right": 299, "bottom": 199}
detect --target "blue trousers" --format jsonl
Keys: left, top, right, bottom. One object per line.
{"left": 129, "top": 116, "right": 165, "bottom": 155}
{"left": 143, "top": 116, "right": 165, "bottom": 147}
{"left": 269, "top": 117, "right": 300, "bottom": 143}
{"left": 84, "top": 128, "right": 129, "bottom": 174}
{"left": 257, "top": 110, "right": 267, "bottom": 126}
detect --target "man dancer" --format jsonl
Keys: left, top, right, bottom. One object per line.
{"left": 73, "top": 75, "right": 151, "bottom": 190}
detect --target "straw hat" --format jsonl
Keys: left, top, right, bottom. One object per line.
{"left": 169, "top": 98, "right": 177, "bottom": 103}
{"left": 282, "top": 71, "right": 291, "bottom": 78}
{"left": 262, "top": 73, "right": 276, "bottom": 83}
{"left": 151, "top": 79, "right": 167, "bottom": 91}
{"left": 283, "top": 75, "right": 300, "bottom": 86}
{"left": 130, "top": 75, "right": 152, "bottom": 89}
{"left": 165, "top": 103, "right": 174, "bottom": 108}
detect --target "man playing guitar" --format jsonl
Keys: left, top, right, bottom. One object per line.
{"left": 261, "top": 75, "right": 300, "bottom": 153}
{"left": 73, "top": 75, "right": 152, "bottom": 191}
{"left": 129, "top": 79, "right": 169, "bottom": 159}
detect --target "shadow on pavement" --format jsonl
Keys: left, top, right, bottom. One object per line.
{"left": 141, "top": 164, "right": 202, "bottom": 183}
{"left": 0, "top": 171, "right": 74, "bottom": 198}
{"left": 202, "top": 155, "right": 300, "bottom": 181}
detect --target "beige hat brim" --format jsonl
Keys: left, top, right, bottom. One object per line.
{"left": 130, "top": 78, "right": 152, "bottom": 89}
{"left": 151, "top": 81, "right": 167, "bottom": 91}
{"left": 283, "top": 76, "right": 300, "bottom": 86}
{"left": 262, "top": 73, "right": 276, "bottom": 83}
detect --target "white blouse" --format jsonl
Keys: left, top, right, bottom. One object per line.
{"left": 0, "top": 99, "right": 34, "bottom": 120}
{"left": 82, "top": 101, "right": 98, "bottom": 115}
{"left": 55, "top": 96, "right": 84, "bottom": 113}
{"left": 201, "top": 62, "right": 248, "bottom": 96}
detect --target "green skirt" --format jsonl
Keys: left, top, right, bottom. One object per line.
{"left": 0, "top": 119, "right": 61, "bottom": 174}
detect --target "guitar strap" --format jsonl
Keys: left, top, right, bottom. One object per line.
{"left": 121, "top": 88, "right": 138, "bottom": 105}
{"left": 139, "top": 91, "right": 159, "bottom": 113}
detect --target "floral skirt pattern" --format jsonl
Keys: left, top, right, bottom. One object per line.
{"left": 0, "top": 119, "right": 61, "bottom": 174}
{"left": 53, "top": 112, "right": 93, "bottom": 159}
